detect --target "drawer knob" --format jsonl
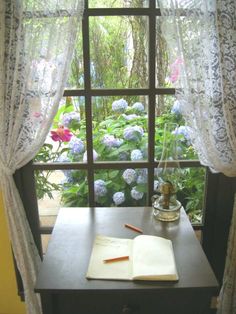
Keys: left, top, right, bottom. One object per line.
{"left": 122, "top": 305, "right": 132, "bottom": 314}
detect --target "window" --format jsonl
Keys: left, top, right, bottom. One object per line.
{"left": 24, "top": 0, "right": 207, "bottom": 254}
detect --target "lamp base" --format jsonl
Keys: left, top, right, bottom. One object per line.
{"left": 153, "top": 201, "right": 182, "bottom": 222}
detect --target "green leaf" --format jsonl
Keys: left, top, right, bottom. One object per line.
{"left": 109, "top": 170, "right": 119, "bottom": 178}
{"left": 135, "top": 184, "right": 147, "bottom": 193}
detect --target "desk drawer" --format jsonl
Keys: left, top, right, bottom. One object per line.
{"left": 42, "top": 290, "right": 212, "bottom": 314}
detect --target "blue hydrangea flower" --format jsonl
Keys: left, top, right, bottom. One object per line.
{"left": 136, "top": 169, "right": 148, "bottom": 184}
{"left": 112, "top": 98, "right": 128, "bottom": 113}
{"left": 130, "top": 149, "right": 143, "bottom": 161}
{"left": 137, "top": 175, "right": 147, "bottom": 185}
{"left": 94, "top": 179, "right": 107, "bottom": 199}
{"left": 176, "top": 145, "right": 183, "bottom": 157}
{"left": 61, "top": 169, "right": 80, "bottom": 185}
{"left": 131, "top": 186, "right": 144, "bottom": 200}
{"left": 123, "top": 126, "right": 144, "bottom": 141}
{"left": 122, "top": 114, "right": 138, "bottom": 120}
{"left": 102, "top": 134, "right": 123, "bottom": 148}
{"left": 83, "top": 149, "right": 98, "bottom": 162}
{"left": 68, "top": 137, "right": 85, "bottom": 155}
{"left": 122, "top": 169, "right": 137, "bottom": 185}
{"left": 62, "top": 112, "right": 80, "bottom": 127}
{"left": 132, "top": 102, "right": 144, "bottom": 112}
{"left": 154, "top": 180, "right": 159, "bottom": 191}
{"left": 63, "top": 170, "right": 75, "bottom": 184}
{"left": 57, "top": 153, "right": 70, "bottom": 163}
{"left": 173, "top": 126, "right": 191, "bottom": 144}
{"left": 171, "top": 100, "right": 182, "bottom": 115}
{"left": 118, "top": 152, "right": 129, "bottom": 161}
{"left": 113, "top": 192, "right": 125, "bottom": 205}
{"left": 57, "top": 154, "right": 70, "bottom": 177}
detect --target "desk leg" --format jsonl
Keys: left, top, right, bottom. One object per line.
{"left": 198, "top": 293, "right": 215, "bottom": 314}
{"left": 40, "top": 293, "right": 54, "bottom": 314}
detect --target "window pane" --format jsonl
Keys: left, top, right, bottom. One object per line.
{"left": 89, "top": 16, "right": 149, "bottom": 89}
{"left": 60, "top": 170, "right": 89, "bottom": 207}
{"left": 156, "top": 0, "right": 174, "bottom": 8}
{"left": 94, "top": 168, "right": 147, "bottom": 206}
{"left": 92, "top": 96, "right": 148, "bottom": 161}
{"left": 156, "top": 17, "right": 173, "bottom": 87}
{"left": 89, "top": 0, "right": 149, "bottom": 8}
{"left": 66, "top": 21, "right": 84, "bottom": 89}
{"left": 179, "top": 167, "right": 206, "bottom": 224}
{"left": 156, "top": 1, "right": 212, "bottom": 9}
{"left": 35, "top": 97, "right": 87, "bottom": 163}
{"left": 154, "top": 167, "right": 206, "bottom": 224}
{"left": 155, "top": 95, "right": 198, "bottom": 160}
{"left": 41, "top": 235, "right": 51, "bottom": 255}
{"left": 36, "top": 169, "right": 88, "bottom": 220}
{"left": 37, "top": 170, "right": 65, "bottom": 222}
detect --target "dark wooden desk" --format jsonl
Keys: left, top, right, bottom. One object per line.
{"left": 35, "top": 207, "right": 218, "bottom": 314}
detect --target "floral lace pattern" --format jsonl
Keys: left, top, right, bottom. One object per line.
{"left": 159, "top": 0, "right": 236, "bottom": 177}
{"left": 0, "top": 1, "right": 84, "bottom": 313}
{"left": 159, "top": 1, "right": 236, "bottom": 313}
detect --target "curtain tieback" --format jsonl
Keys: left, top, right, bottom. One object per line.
{"left": 0, "top": 165, "right": 15, "bottom": 178}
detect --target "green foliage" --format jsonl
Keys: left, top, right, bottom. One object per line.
{"left": 178, "top": 167, "right": 205, "bottom": 223}
{"left": 35, "top": 171, "right": 62, "bottom": 200}
{"left": 35, "top": 96, "right": 205, "bottom": 223}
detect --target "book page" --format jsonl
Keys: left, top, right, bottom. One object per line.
{"left": 132, "top": 235, "right": 178, "bottom": 281}
{"left": 86, "top": 235, "right": 133, "bottom": 280}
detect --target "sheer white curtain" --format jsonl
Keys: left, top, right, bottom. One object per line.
{"left": 159, "top": 0, "right": 236, "bottom": 313}
{"left": 0, "top": 1, "right": 84, "bottom": 313}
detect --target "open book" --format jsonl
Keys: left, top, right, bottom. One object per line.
{"left": 86, "top": 235, "right": 178, "bottom": 281}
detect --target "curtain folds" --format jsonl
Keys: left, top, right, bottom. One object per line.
{"left": 159, "top": 0, "right": 236, "bottom": 177}
{"left": 217, "top": 194, "right": 236, "bottom": 313}
{"left": 159, "top": 1, "right": 236, "bottom": 313}
{"left": 0, "top": 1, "right": 84, "bottom": 313}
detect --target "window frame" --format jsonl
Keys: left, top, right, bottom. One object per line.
{"left": 33, "top": 0, "right": 203, "bottom": 222}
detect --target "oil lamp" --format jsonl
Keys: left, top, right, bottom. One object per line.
{"left": 152, "top": 123, "right": 182, "bottom": 222}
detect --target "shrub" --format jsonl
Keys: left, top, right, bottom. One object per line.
{"left": 35, "top": 97, "right": 204, "bottom": 223}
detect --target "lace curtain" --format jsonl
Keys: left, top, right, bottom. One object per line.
{"left": 218, "top": 194, "right": 236, "bottom": 313}
{"left": 159, "top": 0, "right": 236, "bottom": 176}
{"left": 159, "top": 0, "right": 236, "bottom": 313}
{"left": 0, "top": 1, "right": 84, "bottom": 313}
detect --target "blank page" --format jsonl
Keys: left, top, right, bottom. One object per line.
{"left": 132, "top": 235, "right": 178, "bottom": 281}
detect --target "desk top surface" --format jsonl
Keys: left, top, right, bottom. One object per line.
{"left": 35, "top": 207, "right": 218, "bottom": 293}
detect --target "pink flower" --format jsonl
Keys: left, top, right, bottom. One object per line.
{"left": 33, "top": 112, "right": 41, "bottom": 118}
{"left": 169, "top": 58, "right": 184, "bottom": 83}
{"left": 50, "top": 126, "right": 72, "bottom": 142}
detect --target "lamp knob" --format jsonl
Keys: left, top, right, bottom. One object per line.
{"left": 122, "top": 305, "right": 132, "bottom": 314}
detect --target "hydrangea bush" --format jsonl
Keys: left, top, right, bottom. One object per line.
{"left": 35, "top": 97, "right": 204, "bottom": 222}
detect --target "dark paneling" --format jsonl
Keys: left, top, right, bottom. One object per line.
{"left": 202, "top": 170, "right": 236, "bottom": 284}
{"left": 13, "top": 161, "right": 42, "bottom": 299}
{"left": 14, "top": 162, "right": 42, "bottom": 256}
